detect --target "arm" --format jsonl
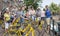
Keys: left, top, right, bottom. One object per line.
{"left": 4, "top": 13, "right": 6, "bottom": 22}
{"left": 4, "top": 16, "right": 6, "bottom": 23}
{"left": 11, "top": 14, "right": 17, "bottom": 24}
{"left": 0, "top": 12, "right": 1, "bottom": 16}
{"left": 20, "top": 15, "right": 24, "bottom": 18}
{"left": 11, "top": 17, "right": 16, "bottom": 24}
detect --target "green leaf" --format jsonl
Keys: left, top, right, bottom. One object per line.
{"left": 24, "top": 0, "right": 42, "bottom": 10}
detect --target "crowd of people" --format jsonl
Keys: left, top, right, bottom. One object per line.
{"left": 0, "top": 4, "right": 52, "bottom": 32}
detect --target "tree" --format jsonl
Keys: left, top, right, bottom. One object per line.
{"left": 49, "top": 3, "right": 60, "bottom": 15}
{"left": 24, "top": 0, "right": 42, "bottom": 10}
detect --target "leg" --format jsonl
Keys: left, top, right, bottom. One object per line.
{"left": 46, "top": 18, "right": 50, "bottom": 25}
{"left": 5, "top": 22, "right": 9, "bottom": 32}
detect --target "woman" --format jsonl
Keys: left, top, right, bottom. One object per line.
{"left": 40, "top": 8, "right": 46, "bottom": 29}
{"left": 4, "top": 8, "right": 10, "bottom": 32}
{"left": 41, "top": 8, "right": 46, "bottom": 21}
{"left": 28, "top": 7, "right": 36, "bottom": 21}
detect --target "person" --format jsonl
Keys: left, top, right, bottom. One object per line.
{"left": 45, "top": 5, "right": 51, "bottom": 25}
{"left": 41, "top": 8, "right": 46, "bottom": 21}
{"left": 45, "top": 5, "right": 51, "bottom": 33}
{"left": 19, "top": 7, "right": 26, "bottom": 23}
{"left": 16, "top": 6, "right": 27, "bottom": 25}
{"left": 25, "top": 11, "right": 30, "bottom": 18}
{"left": 36, "top": 7, "right": 41, "bottom": 25}
{"left": 16, "top": 7, "right": 22, "bottom": 18}
{"left": 0, "top": 11, "right": 1, "bottom": 19}
{"left": 10, "top": 13, "right": 16, "bottom": 23}
{"left": 41, "top": 8, "right": 46, "bottom": 29}
{"left": 28, "top": 7, "right": 36, "bottom": 21}
{"left": 4, "top": 8, "right": 10, "bottom": 32}
{"left": 18, "top": 6, "right": 28, "bottom": 30}
{"left": 0, "top": 11, "right": 3, "bottom": 20}
{"left": 11, "top": 6, "right": 18, "bottom": 14}
{"left": 36, "top": 7, "right": 41, "bottom": 17}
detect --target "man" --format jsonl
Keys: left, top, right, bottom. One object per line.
{"left": 45, "top": 5, "right": 51, "bottom": 25}
{"left": 11, "top": 6, "right": 18, "bottom": 14}
{"left": 36, "top": 7, "right": 41, "bottom": 25}
{"left": 36, "top": 7, "right": 41, "bottom": 17}
{"left": 16, "top": 7, "right": 27, "bottom": 29}
{"left": 45, "top": 5, "right": 51, "bottom": 33}
{"left": 19, "top": 6, "right": 27, "bottom": 23}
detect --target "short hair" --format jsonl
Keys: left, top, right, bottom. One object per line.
{"left": 45, "top": 5, "right": 48, "bottom": 8}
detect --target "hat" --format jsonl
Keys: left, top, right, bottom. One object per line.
{"left": 37, "top": 7, "right": 40, "bottom": 9}
{"left": 6, "top": 7, "right": 9, "bottom": 11}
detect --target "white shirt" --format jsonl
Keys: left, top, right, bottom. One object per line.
{"left": 29, "top": 9, "right": 35, "bottom": 15}
{"left": 41, "top": 11, "right": 45, "bottom": 17}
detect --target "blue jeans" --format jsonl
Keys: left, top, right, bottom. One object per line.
{"left": 20, "top": 18, "right": 24, "bottom": 24}
{"left": 31, "top": 16, "right": 35, "bottom": 21}
{"left": 10, "top": 16, "right": 14, "bottom": 22}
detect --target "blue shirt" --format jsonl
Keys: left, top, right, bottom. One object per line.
{"left": 45, "top": 9, "right": 51, "bottom": 18}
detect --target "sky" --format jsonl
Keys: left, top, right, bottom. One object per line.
{"left": 41, "top": 0, "right": 60, "bottom": 8}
